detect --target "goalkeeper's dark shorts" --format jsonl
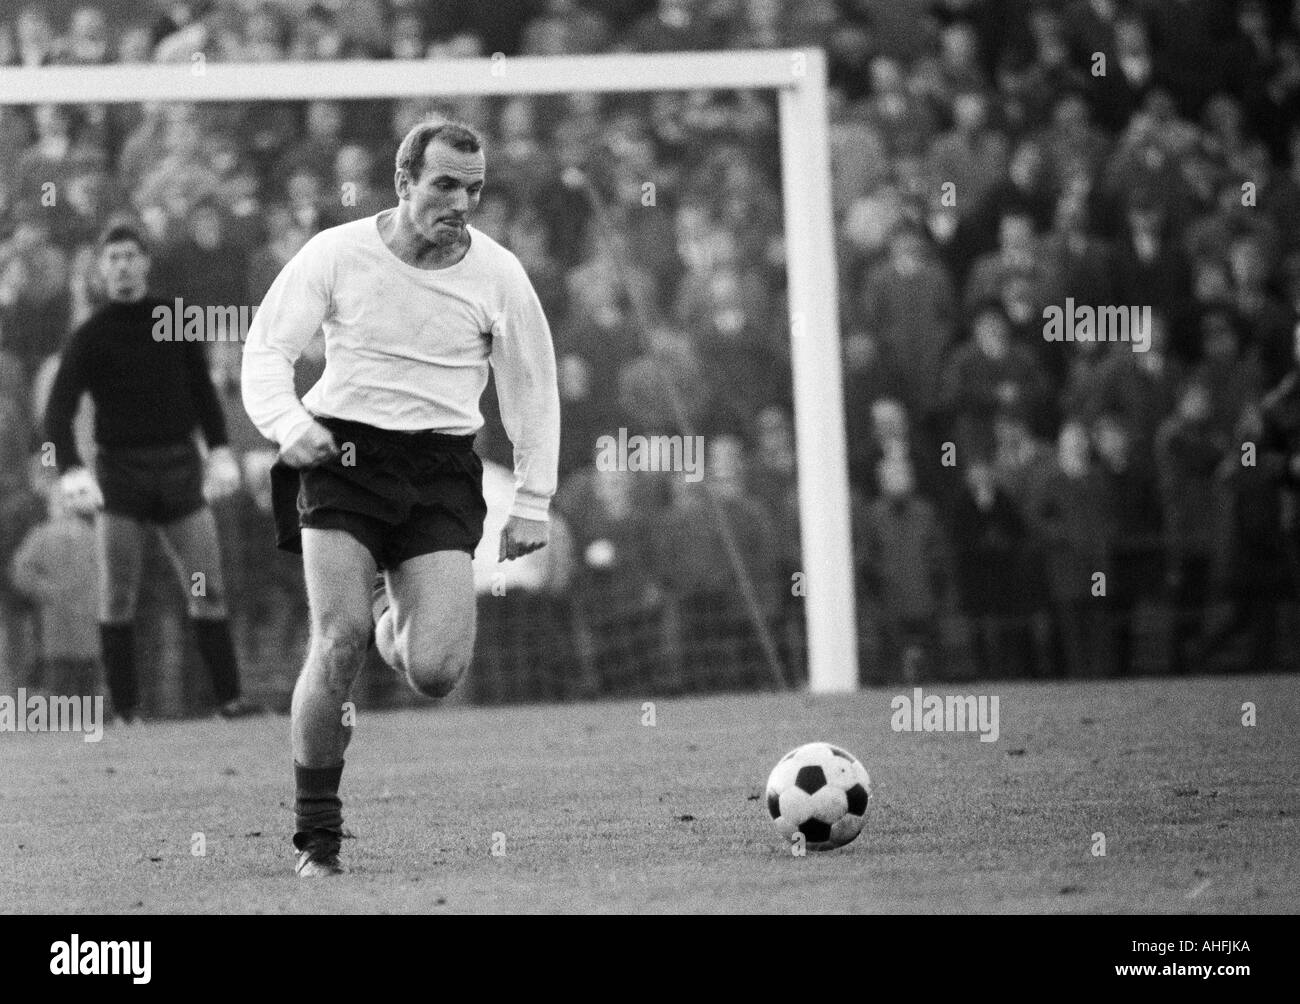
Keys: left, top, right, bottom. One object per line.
{"left": 270, "top": 415, "right": 487, "bottom": 571}
{"left": 96, "top": 442, "right": 206, "bottom": 525}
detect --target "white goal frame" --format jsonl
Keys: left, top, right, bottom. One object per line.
{"left": 0, "top": 48, "right": 859, "bottom": 693}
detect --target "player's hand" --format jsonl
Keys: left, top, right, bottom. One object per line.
{"left": 203, "top": 446, "right": 242, "bottom": 501}
{"left": 499, "top": 515, "right": 548, "bottom": 562}
{"left": 59, "top": 466, "right": 104, "bottom": 517}
{"left": 279, "top": 421, "right": 340, "bottom": 469}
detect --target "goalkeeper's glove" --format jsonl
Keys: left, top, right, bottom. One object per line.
{"left": 203, "top": 446, "right": 242, "bottom": 502}
{"left": 59, "top": 466, "right": 104, "bottom": 517}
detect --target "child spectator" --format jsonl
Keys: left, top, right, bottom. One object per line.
{"left": 9, "top": 472, "right": 99, "bottom": 696}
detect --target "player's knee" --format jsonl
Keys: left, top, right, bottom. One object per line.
{"left": 405, "top": 648, "right": 468, "bottom": 699}
{"left": 310, "top": 623, "right": 371, "bottom": 685}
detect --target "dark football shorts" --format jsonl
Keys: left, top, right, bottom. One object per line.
{"left": 270, "top": 415, "right": 487, "bottom": 571}
{"left": 96, "top": 442, "right": 206, "bottom": 524}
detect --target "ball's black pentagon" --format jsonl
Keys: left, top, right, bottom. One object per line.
{"left": 795, "top": 765, "right": 826, "bottom": 794}
{"left": 767, "top": 791, "right": 781, "bottom": 819}
{"left": 845, "top": 782, "right": 869, "bottom": 815}
{"left": 829, "top": 746, "right": 854, "bottom": 761}
{"left": 799, "top": 818, "right": 832, "bottom": 843}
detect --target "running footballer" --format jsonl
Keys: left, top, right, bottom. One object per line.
{"left": 241, "top": 121, "right": 560, "bottom": 877}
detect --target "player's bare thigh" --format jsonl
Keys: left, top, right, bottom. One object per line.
{"left": 384, "top": 549, "right": 476, "bottom": 699}
{"left": 301, "top": 528, "right": 377, "bottom": 678}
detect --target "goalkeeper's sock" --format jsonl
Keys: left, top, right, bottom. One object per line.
{"left": 192, "top": 616, "right": 241, "bottom": 705}
{"left": 99, "top": 622, "right": 138, "bottom": 719}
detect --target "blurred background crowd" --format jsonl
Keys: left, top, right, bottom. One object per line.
{"left": 3, "top": 0, "right": 1300, "bottom": 714}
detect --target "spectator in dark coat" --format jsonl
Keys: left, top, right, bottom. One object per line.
{"left": 950, "top": 458, "right": 1037, "bottom": 678}
{"left": 557, "top": 454, "right": 664, "bottom": 696}
{"left": 1024, "top": 420, "right": 1111, "bottom": 677}
{"left": 152, "top": 198, "right": 249, "bottom": 387}
{"left": 939, "top": 299, "right": 1052, "bottom": 459}
{"left": 0, "top": 212, "right": 71, "bottom": 380}
{"left": 0, "top": 462, "right": 48, "bottom": 690}
{"left": 860, "top": 226, "right": 958, "bottom": 424}
{"left": 1085, "top": 312, "right": 1184, "bottom": 465}
{"left": 652, "top": 435, "right": 782, "bottom": 692}
{"left": 1093, "top": 411, "right": 1165, "bottom": 676}
{"left": 1155, "top": 381, "right": 1230, "bottom": 675}
{"left": 1199, "top": 404, "right": 1291, "bottom": 673}
{"left": 1111, "top": 188, "right": 1192, "bottom": 321}
{"left": 1190, "top": 306, "right": 1265, "bottom": 441}
{"left": 861, "top": 453, "right": 952, "bottom": 683}
{"left": 226, "top": 449, "right": 306, "bottom": 712}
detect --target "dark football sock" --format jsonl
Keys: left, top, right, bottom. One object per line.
{"left": 99, "top": 622, "right": 137, "bottom": 717}
{"left": 293, "top": 761, "right": 345, "bottom": 848}
{"left": 192, "top": 617, "right": 241, "bottom": 704}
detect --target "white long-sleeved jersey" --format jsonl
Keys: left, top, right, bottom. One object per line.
{"left": 241, "top": 216, "right": 560, "bottom": 521}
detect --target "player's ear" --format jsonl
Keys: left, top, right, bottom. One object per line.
{"left": 394, "top": 168, "right": 409, "bottom": 200}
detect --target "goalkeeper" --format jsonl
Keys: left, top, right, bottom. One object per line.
{"left": 43, "top": 220, "right": 259, "bottom": 722}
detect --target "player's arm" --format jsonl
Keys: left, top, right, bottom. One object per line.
{"left": 240, "top": 239, "right": 339, "bottom": 468}
{"left": 491, "top": 257, "right": 561, "bottom": 561}
{"left": 182, "top": 339, "right": 241, "bottom": 499}
{"left": 43, "top": 323, "right": 92, "bottom": 476}
{"left": 42, "top": 323, "right": 105, "bottom": 514}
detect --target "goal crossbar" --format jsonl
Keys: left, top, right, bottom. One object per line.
{"left": 2, "top": 49, "right": 808, "bottom": 102}
{"left": 0, "top": 47, "right": 860, "bottom": 693}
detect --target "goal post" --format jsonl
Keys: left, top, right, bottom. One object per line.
{"left": 0, "top": 47, "right": 860, "bottom": 693}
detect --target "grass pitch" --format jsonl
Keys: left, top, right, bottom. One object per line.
{"left": 1, "top": 674, "right": 1297, "bottom": 913}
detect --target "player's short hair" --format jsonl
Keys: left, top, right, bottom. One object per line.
{"left": 395, "top": 120, "right": 483, "bottom": 182}
{"left": 97, "top": 219, "right": 149, "bottom": 255}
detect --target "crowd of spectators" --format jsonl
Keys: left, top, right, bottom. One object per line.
{"left": 3, "top": 0, "right": 1300, "bottom": 709}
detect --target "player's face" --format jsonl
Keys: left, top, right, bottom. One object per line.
{"left": 99, "top": 240, "right": 150, "bottom": 302}
{"left": 401, "top": 140, "right": 485, "bottom": 244}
